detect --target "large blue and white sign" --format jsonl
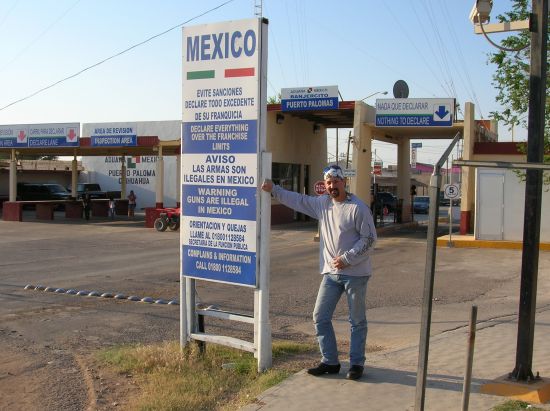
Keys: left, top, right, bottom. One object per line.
{"left": 0, "top": 124, "right": 29, "bottom": 148}
{"left": 0, "top": 123, "right": 79, "bottom": 147}
{"left": 281, "top": 85, "right": 338, "bottom": 111}
{"left": 181, "top": 18, "right": 266, "bottom": 287}
{"left": 91, "top": 124, "right": 137, "bottom": 146}
{"left": 375, "top": 98, "right": 455, "bottom": 127}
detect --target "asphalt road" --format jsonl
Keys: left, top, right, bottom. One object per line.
{"left": 1, "top": 211, "right": 547, "bottom": 410}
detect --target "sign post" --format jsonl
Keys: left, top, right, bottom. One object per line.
{"left": 444, "top": 183, "right": 460, "bottom": 246}
{"left": 181, "top": 18, "right": 270, "bottom": 370}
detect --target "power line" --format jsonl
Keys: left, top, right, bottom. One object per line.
{"left": 0, "top": 0, "right": 235, "bottom": 112}
{"left": 0, "top": 0, "right": 82, "bottom": 73}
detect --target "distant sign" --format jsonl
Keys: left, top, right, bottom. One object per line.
{"left": 0, "top": 124, "right": 29, "bottom": 148}
{"left": 411, "top": 148, "right": 417, "bottom": 168}
{"left": 343, "top": 168, "right": 356, "bottom": 177}
{"left": 411, "top": 142, "right": 422, "bottom": 148}
{"left": 91, "top": 125, "right": 137, "bottom": 147}
{"left": 375, "top": 98, "right": 455, "bottom": 127}
{"left": 281, "top": 85, "right": 338, "bottom": 111}
{"left": 314, "top": 180, "right": 326, "bottom": 195}
{"left": 0, "top": 123, "right": 80, "bottom": 148}
{"left": 444, "top": 183, "right": 460, "bottom": 199}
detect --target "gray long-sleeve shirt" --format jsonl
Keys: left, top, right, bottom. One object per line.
{"left": 271, "top": 185, "right": 377, "bottom": 277}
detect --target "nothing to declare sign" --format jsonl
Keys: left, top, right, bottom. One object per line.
{"left": 281, "top": 85, "right": 338, "bottom": 111}
{"left": 0, "top": 123, "right": 79, "bottom": 148}
{"left": 375, "top": 98, "right": 455, "bottom": 127}
{"left": 181, "top": 18, "right": 265, "bottom": 287}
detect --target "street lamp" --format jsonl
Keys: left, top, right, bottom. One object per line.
{"left": 360, "top": 91, "right": 387, "bottom": 102}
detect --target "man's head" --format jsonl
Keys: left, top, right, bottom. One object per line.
{"left": 323, "top": 165, "right": 347, "bottom": 201}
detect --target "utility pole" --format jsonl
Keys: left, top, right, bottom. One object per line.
{"left": 254, "top": 0, "right": 262, "bottom": 17}
{"left": 511, "top": 0, "right": 548, "bottom": 381}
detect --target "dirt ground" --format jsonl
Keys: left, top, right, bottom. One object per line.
{"left": 1, "top": 217, "right": 537, "bottom": 410}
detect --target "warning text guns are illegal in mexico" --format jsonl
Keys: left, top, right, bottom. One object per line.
{"left": 181, "top": 18, "right": 263, "bottom": 287}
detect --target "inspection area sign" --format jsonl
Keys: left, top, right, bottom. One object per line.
{"left": 181, "top": 18, "right": 265, "bottom": 287}
{"left": 375, "top": 98, "right": 455, "bottom": 127}
{"left": 91, "top": 124, "right": 137, "bottom": 147}
{"left": 281, "top": 85, "right": 338, "bottom": 111}
{"left": 0, "top": 123, "right": 79, "bottom": 148}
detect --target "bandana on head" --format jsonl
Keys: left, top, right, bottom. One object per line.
{"left": 323, "top": 165, "right": 344, "bottom": 180}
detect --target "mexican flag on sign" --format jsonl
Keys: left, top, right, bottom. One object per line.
{"left": 127, "top": 156, "right": 140, "bottom": 169}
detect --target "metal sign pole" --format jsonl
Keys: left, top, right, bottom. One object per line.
{"left": 256, "top": 152, "right": 272, "bottom": 371}
{"left": 448, "top": 204, "right": 453, "bottom": 247}
{"left": 415, "top": 132, "right": 461, "bottom": 411}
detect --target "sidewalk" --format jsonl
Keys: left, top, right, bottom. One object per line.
{"left": 242, "top": 227, "right": 550, "bottom": 411}
{"left": 243, "top": 307, "right": 550, "bottom": 410}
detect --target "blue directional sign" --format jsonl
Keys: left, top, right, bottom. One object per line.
{"left": 0, "top": 123, "right": 80, "bottom": 148}
{"left": 375, "top": 98, "right": 455, "bottom": 127}
{"left": 281, "top": 86, "right": 339, "bottom": 112}
{"left": 91, "top": 125, "right": 137, "bottom": 147}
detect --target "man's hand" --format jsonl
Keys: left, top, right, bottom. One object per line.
{"left": 261, "top": 179, "right": 273, "bottom": 193}
{"left": 331, "top": 256, "right": 348, "bottom": 270}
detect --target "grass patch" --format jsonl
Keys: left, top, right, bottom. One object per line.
{"left": 493, "top": 400, "right": 544, "bottom": 411}
{"left": 98, "top": 340, "right": 316, "bottom": 410}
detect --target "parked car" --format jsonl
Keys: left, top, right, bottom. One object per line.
{"left": 17, "top": 183, "right": 71, "bottom": 209}
{"left": 413, "top": 196, "right": 430, "bottom": 214}
{"left": 439, "top": 192, "right": 461, "bottom": 206}
{"left": 375, "top": 192, "right": 397, "bottom": 212}
{"left": 70, "top": 183, "right": 108, "bottom": 199}
{"left": 18, "top": 183, "right": 71, "bottom": 201}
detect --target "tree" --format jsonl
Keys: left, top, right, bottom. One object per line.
{"left": 267, "top": 93, "right": 281, "bottom": 104}
{"left": 488, "top": 0, "right": 549, "bottom": 185}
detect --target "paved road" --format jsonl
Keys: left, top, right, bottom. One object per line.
{"left": 1, "top": 212, "right": 545, "bottom": 409}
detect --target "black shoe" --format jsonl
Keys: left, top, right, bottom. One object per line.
{"left": 346, "top": 365, "right": 364, "bottom": 380}
{"left": 307, "top": 362, "right": 341, "bottom": 376}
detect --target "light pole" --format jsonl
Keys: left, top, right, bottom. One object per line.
{"left": 469, "top": 0, "right": 548, "bottom": 384}
{"left": 360, "top": 90, "right": 388, "bottom": 102}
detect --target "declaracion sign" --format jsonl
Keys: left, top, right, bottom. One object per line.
{"left": 281, "top": 85, "right": 338, "bottom": 111}
{"left": 181, "top": 18, "right": 265, "bottom": 287}
{"left": 91, "top": 124, "right": 137, "bottom": 146}
{"left": 375, "top": 98, "right": 455, "bottom": 127}
{"left": 0, "top": 123, "right": 79, "bottom": 148}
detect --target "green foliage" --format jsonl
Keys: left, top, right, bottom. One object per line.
{"left": 492, "top": 399, "right": 544, "bottom": 410}
{"left": 98, "top": 340, "right": 315, "bottom": 410}
{"left": 488, "top": 0, "right": 550, "bottom": 185}
{"left": 267, "top": 93, "right": 281, "bottom": 104}
{"left": 489, "top": 1, "right": 549, "bottom": 137}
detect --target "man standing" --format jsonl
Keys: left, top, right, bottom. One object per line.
{"left": 261, "top": 164, "right": 376, "bottom": 380}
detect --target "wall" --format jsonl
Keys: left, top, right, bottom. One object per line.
{"left": 81, "top": 121, "right": 181, "bottom": 208}
{"left": 476, "top": 168, "right": 550, "bottom": 242}
{"left": 266, "top": 111, "right": 327, "bottom": 190}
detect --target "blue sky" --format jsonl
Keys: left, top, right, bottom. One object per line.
{"left": 0, "top": 0, "right": 525, "bottom": 165}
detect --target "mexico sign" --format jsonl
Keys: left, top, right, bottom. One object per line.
{"left": 181, "top": 18, "right": 266, "bottom": 287}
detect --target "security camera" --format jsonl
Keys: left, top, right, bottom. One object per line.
{"left": 469, "top": 0, "right": 493, "bottom": 24}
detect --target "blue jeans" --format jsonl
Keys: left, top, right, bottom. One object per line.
{"left": 313, "top": 274, "right": 369, "bottom": 366}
